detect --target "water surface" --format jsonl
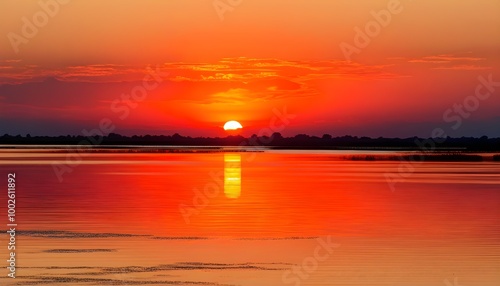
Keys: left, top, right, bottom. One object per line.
{"left": 0, "top": 149, "right": 498, "bottom": 285}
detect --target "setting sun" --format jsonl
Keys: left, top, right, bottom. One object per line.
{"left": 223, "top": 120, "right": 243, "bottom": 131}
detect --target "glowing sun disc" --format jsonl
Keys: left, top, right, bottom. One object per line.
{"left": 224, "top": 120, "right": 243, "bottom": 130}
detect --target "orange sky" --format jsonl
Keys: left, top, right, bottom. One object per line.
{"left": 0, "top": 0, "right": 499, "bottom": 137}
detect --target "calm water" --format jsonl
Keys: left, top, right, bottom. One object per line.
{"left": 0, "top": 148, "right": 499, "bottom": 285}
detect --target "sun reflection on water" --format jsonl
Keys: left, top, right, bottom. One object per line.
{"left": 224, "top": 154, "right": 241, "bottom": 199}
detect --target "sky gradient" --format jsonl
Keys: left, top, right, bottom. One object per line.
{"left": 1, "top": 0, "right": 499, "bottom": 137}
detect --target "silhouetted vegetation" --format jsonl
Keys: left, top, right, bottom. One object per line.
{"left": 345, "top": 153, "right": 485, "bottom": 162}
{"left": 1, "top": 133, "right": 499, "bottom": 151}
{"left": 399, "top": 154, "right": 483, "bottom": 162}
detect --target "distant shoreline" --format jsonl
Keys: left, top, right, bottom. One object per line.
{"left": 1, "top": 133, "right": 500, "bottom": 152}
{"left": 0, "top": 145, "right": 499, "bottom": 162}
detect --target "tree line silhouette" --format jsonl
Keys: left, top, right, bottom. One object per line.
{"left": 1, "top": 133, "right": 499, "bottom": 151}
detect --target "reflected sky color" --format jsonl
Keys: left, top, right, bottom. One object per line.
{"left": 0, "top": 150, "right": 498, "bottom": 285}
